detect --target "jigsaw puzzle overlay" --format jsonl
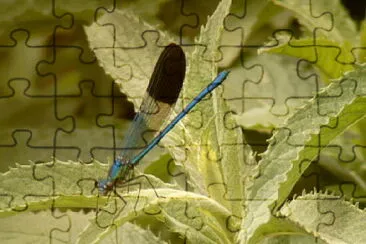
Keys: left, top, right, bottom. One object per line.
{"left": 1, "top": 0, "right": 366, "bottom": 243}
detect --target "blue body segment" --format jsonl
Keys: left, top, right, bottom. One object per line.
{"left": 97, "top": 70, "right": 229, "bottom": 195}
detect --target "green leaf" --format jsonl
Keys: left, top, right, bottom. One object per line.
{"left": 103, "top": 222, "right": 168, "bottom": 244}
{"left": 78, "top": 189, "right": 232, "bottom": 244}
{"left": 0, "top": 161, "right": 102, "bottom": 216}
{"left": 262, "top": 234, "right": 327, "bottom": 244}
{"left": 143, "top": 153, "right": 175, "bottom": 183}
{"left": 271, "top": 0, "right": 358, "bottom": 44}
{"left": 227, "top": 53, "right": 321, "bottom": 128}
{"left": 175, "top": 0, "right": 256, "bottom": 220}
{"left": 178, "top": 0, "right": 232, "bottom": 195}
{"left": 358, "top": 20, "right": 366, "bottom": 64}
{"left": 0, "top": 160, "right": 177, "bottom": 217}
{"left": 280, "top": 192, "right": 366, "bottom": 243}
{"left": 0, "top": 210, "right": 94, "bottom": 243}
{"left": 239, "top": 64, "right": 366, "bottom": 243}
{"left": 319, "top": 128, "right": 366, "bottom": 196}
{"left": 84, "top": 9, "right": 177, "bottom": 111}
{"left": 259, "top": 35, "right": 355, "bottom": 80}
{"left": 219, "top": 0, "right": 284, "bottom": 67}
{"left": 1, "top": 208, "right": 168, "bottom": 244}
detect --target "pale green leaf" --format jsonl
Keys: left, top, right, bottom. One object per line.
{"left": 0, "top": 210, "right": 94, "bottom": 243}
{"left": 174, "top": 0, "right": 255, "bottom": 219}
{"left": 84, "top": 9, "right": 177, "bottom": 111}
{"left": 0, "top": 160, "right": 177, "bottom": 217}
{"left": 78, "top": 188, "right": 232, "bottom": 244}
{"left": 0, "top": 160, "right": 104, "bottom": 216}
{"left": 239, "top": 64, "right": 366, "bottom": 243}
{"left": 159, "top": 197, "right": 234, "bottom": 244}
{"left": 280, "top": 192, "right": 366, "bottom": 244}
{"left": 178, "top": 0, "right": 232, "bottom": 194}
{"left": 226, "top": 53, "right": 321, "bottom": 128}
{"left": 101, "top": 222, "right": 168, "bottom": 244}
{"left": 0, "top": 208, "right": 167, "bottom": 244}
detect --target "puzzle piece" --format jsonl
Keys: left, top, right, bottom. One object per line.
{"left": 0, "top": 210, "right": 71, "bottom": 243}
{"left": 0, "top": 78, "right": 73, "bottom": 170}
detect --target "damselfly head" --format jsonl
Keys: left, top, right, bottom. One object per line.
{"left": 96, "top": 179, "right": 113, "bottom": 196}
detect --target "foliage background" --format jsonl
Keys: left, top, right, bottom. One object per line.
{"left": 0, "top": 0, "right": 366, "bottom": 243}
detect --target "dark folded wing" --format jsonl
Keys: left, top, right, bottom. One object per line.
{"left": 118, "top": 44, "right": 186, "bottom": 162}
